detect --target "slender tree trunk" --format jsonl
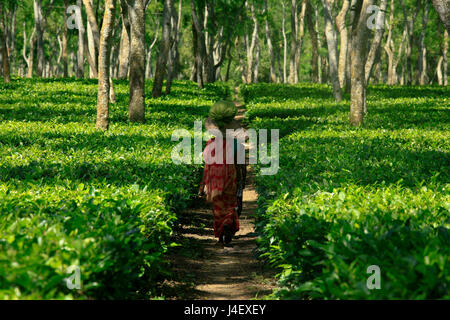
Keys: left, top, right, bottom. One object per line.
{"left": 264, "top": 0, "right": 277, "bottom": 83}
{"left": 27, "top": 31, "right": 36, "bottom": 78}
{"left": 254, "top": 31, "right": 260, "bottom": 82}
{"left": 288, "top": 0, "right": 298, "bottom": 84}
{"left": 350, "top": 0, "right": 374, "bottom": 126}
{"left": 305, "top": 0, "right": 318, "bottom": 83}
{"left": 7, "top": 4, "right": 17, "bottom": 77}
{"left": 118, "top": 0, "right": 131, "bottom": 79}
{"left": 400, "top": 0, "right": 419, "bottom": 85}
{"left": 96, "top": 0, "right": 116, "bottom": 131}
{"left": 174, "top": 0, "right": 183, "bottom": 78}
{"left": 70, "top": 51, "right": 75, "bottom": 77}
{"left": 0, "top": 5, "right": 10, "bottom": 83}
{"left": 82, "top": 0, "right": 101, "bottom": 47}
{"left": 384, "top": 0, "right": 396, "bottom": 85}
{"left": 128, "top": 0, "right": 146, "bottom": 122}
{"left": 282, "top": 1, "right": 288, "bottom": 83}
{"left": 145, "top": 18, "right": 160, "bottom": 79}
{"left": 345, "top": 0, "right": 357, "bottom": 92}
{"left": 34, "top": 0, "right": 44, "bottom": 77}
{"left": 436, "top": 56, "right": 443, "bottom": 85}
{"left": 315, "top": 4, "right": 322, "bottom": 83}
{"left": 109, "top": 26, "right": 117, "bottom": 99}
{"left": 295, "top": 0, "right": 307, "bottom": 83}
{"left": 153, "top": 0, "right": 172, "bottom": 97}
{"left": 190, "top": 0, "right": 205, "bottom": 88}
{"left": 190, "top": 22, "right": 199, "bottom": 82}
{"left": 375, "top": 53, "right": 382, "bottom": 83}
{"left": 23, "top": 24, "right": 34, "bottom": 74}
{"left": 76, "top": 0, "right": 85, "bottom": 78}
{"left": 238, "top": 36, "right": 247, "bottom": 83}
{"left": 225, "top": 41, "right": 233, "bottom": 82}
{"left": 56, "top": 34, "right": 63, "bottom": 76}
{"left": 204, "top": 1, "right": 216, "bottom": 83}
{"left": 419, "top": 0, "right": 429, "bottom": 85}
{"left": 245, "top": 1, "right": 259, "bottom": 84}
{"left": 365, "top": 0, "right": 388, "bottom": 84}
{"left": 321, "top": 0, "right": 342, "bottom": 101}
{"left": 336, "top": 0, "right": 350, "bottom": 89}
{"left": 166, "top": 0, "right": 182, "bottom": 94}
{"left": 444, "top": 29, "right": 448, "bottom": 85}
{"left": 28, "top": 0, "right": 55, "bottom": 78}
{"left": 63, "top": 0, "right": 69, "bottom": 77}
{"left": 87, "top": 1, "right": 97, "bottom": 78}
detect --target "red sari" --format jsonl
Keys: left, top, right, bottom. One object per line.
{"left": 202, "top": 137, "right": 239, "bottom": 238}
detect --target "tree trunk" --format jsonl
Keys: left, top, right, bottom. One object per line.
{"left": 444, "top": 29, "right": 448, "bottom": 85}
{"left": 7, "top": 4, "right": 17, "bottom": 77}
{"left": 400, "top": 0, "right": 420, "bottom": 85}
{"left": 249, "top": 1, "right": 259, "bottom": 83}
{"left": 70, "top": 51, "right": 75, "bottom": 77}
{"left": 128, "top": 0, "right": 146, "bottom": 122}
{"left": 146, "top": 18, "right": 160, "bottom": 79}
{"left": 76, "top": 0, "right": 85, "bottom": 78}
{"left": 82, "top": 0, "right": 101, "bottom": 48}
{"left": 0, "top": 6, "right": 10, "bottom": 83}
{"left": 436, "top": 56, "right": 443, "bottom": 85}
{"left": 27, "top": 30, "right": 36, "bottom": 78}
{"left": 288, "top": 0, "right": 298, "bottom": 84}
{"left": 321, "top": 0, "right": 342, "bottom": 101}
{"left": 315, "top": 4, "right": 322, "bottom": 83}
{"left": 264, "top": 0, "right": 277, "bottom": 82}
{"left": 282, "top": 1, "right": 288, "bottom": 83}
{"left": 419, "top": 0, "right": 429, "bottom": 85}
{"left": 87, "top": 2, "right": 97, "bottom": 78}
{"left": 173, "top": 0, "right": 183, "bottom": 78}
{"left": 225, "top": 41, "right": 233, "bottom": 81}
{"left": 166, "top": 0, "right": 182, "bottom": 94}
{"left": 365, "top": 0, "right": 388, "bottom": 84}
{"left": 34, "top": 0, "right": 44, "bottom": 77}
{"left": 63, "top": 0, "right": 69, "bottom": 77}
{"left": 96, "top": 0, "right": 116, "bottom": 131}
{"left": 238, "top": 36, "right": 247, "bottom": 83}
{"left": 153, "top": 0, "right": 172, "bottom": 97}
{"left": 190, "top": 0, "right": 205, "bottom": 88}
{"left": 295, "top": 0, "right": 307, "bottom": 83}
{"left": 254, "top": 30, "right": 260, "bottom": 82}
{"left": 431, "top": 0, "right": 450, "bottom": 34}
{"left": 204, "top": 1, "right": 216, "bottom": 83}
{"left": 344, "top": 0, "right": 357, "bottom": 92}
{"left": 305, "top": 0, "right": 319, "bottom": 82}
{"left": 350, "top": 0, "right": 374, "bottom": 126}
{"left": 118, "top": 0, "right": 131, "bottom": 79}
{"left": 336, "top": 0, "right": 350, "bottom": 89}
{"left": 384, "top": 0, "right": 396, "bottom": 85}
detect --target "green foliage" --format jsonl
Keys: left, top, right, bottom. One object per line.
{"left": 241, "top": 82, "right": 450, "bottom": 299}
{"left": 0, "top": 78, "right": 230, "bottom": 299}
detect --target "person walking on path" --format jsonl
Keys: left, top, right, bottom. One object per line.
{"left": 199, "top": 101, "right": 247, "bottom": 248}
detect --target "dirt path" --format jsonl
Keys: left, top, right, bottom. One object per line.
{"left": 159, "top": 98, "right": 277, "bottom": 300}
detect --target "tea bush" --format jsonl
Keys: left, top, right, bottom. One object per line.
{"left": 0, "top": 78, "right": 230, "bottom": 299}
{"left": 241, "top": 83, "right": 450, "bottom": 299}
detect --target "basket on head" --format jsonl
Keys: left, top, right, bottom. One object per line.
{"left": 205, "top": 100, "right": 240, "bottom": 133}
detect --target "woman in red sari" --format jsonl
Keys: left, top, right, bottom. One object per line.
{"left": 199, "top": 101, "right": 245, "bottom": 247}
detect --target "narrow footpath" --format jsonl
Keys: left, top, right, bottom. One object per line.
{"left": 158, "top": 96, "right": 276, "bottom": 300}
